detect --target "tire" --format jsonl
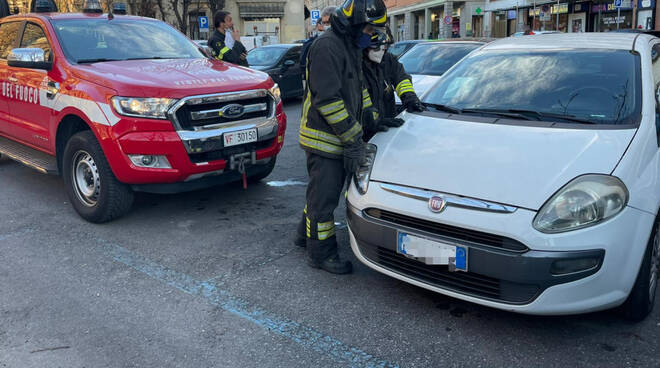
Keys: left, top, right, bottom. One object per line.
{"left": 62, "top": 131, "right": 133, "bottom": 223}
{"left": 621, "top": 216, "right": 660, "bottom": 321}
{"left": 248, "top": 157, "right": 276, "bottom": 184}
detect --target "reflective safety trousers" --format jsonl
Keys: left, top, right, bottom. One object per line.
{"left": 298, "top": 30, "right": 373, "bottom": 159}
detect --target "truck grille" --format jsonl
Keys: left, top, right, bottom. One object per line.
{"left": 365, "top": 208, "right": 528, "bottom": 252}
{"left": 358, "top": 243, "right": 539, "bottom": 304}
{"left": 174, "top": 96, "right": 271, "bottom": 130}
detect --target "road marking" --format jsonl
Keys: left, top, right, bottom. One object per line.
{"left": 107, "top": 244, "right": 399, "bottom": 368}
{"left": 266, "top": 179, "right": 307, "bottom": 187}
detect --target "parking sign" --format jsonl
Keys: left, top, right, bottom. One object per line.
{"left": 614, "top": 0, "right": 622, "bottom": 7}
{"left": 311, "top": 9, "right": 320, "bottom": 25}
{"left": 198, "top": 16, "right": 209, "bottom": 31}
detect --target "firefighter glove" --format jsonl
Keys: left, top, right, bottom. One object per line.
{"left": 343, "top": 140, "right": 367, "bottom": 174}
{"left": 381, "top": 117, "right": 405, "bottom": 128}
{"left": 402, "top": 93, "right": 425, "bottom": 113}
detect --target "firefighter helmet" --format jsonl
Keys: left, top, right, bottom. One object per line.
{"left": 338, "top": 0, "right": 387, "bottom": 27}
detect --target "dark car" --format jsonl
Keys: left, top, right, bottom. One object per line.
{"left": 388, "top": 40, "right": 426, "bottom": 58}
{"left": 247, "top": 44, "right": 304, "bottom": 99}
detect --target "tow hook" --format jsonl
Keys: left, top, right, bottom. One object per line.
{"left": 230, "top": 152, "right": 256, "bottom": 190}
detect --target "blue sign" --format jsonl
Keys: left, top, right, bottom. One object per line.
{"left": 614, "top": 0, "right": 622, "bottom": 7}
{"left": 198, "top": 16, "right": 209, "bottom": 30}
{"left": 311, "top": 9, "right": 320, "bottom": 25}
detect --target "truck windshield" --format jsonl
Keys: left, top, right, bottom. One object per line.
{"left": 423, "top": 49, "right": 641, "bottom": 125}
{"left": 51, "top": 18, "right": 205, "bottom": 63}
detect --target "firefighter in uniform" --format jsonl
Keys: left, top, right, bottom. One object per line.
{"left": 295, "top": 0, "right": 388, "bottom": 274}
{"left": 362, "top": 26, "right": 424, "bottom": 139}
{"left": 209, "top": 10, "right": 249, "bottom": 67}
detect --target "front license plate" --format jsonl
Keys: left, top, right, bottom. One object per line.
{"left": 397, "top": 232, "right": 468, "bottom": 271}
{"left": 224, "top": 128, "right": 258, "bottom": 147}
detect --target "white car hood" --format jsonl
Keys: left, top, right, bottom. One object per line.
{"left": 369, "top": 113, "right": 636, "bottom": 210}
{"left": 395, "top": 74, "right": 441, "bottom": 104}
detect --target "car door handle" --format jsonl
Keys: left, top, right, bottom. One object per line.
{"left": 7, "top": 76, "right": 17, "bottom": 83}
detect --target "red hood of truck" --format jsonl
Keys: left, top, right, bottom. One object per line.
{"left": 70, "top": 58, "right": 272, "bottom": 98}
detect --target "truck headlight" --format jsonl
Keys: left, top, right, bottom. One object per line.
{"left": 268, "top": 83, "right": 281, "bottom": 104}
{"left": 353, "top": 144, "right": 377, "bottom": 195}
{"left": 533, "top": 175, "right": 628, "bottom": 234}
{"left": 111, "top": 97, "right": 177, "bottom": 119}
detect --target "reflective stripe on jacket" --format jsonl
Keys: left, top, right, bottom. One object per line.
{"left": 299, "top": 29, "right": 366, "bottom": 159}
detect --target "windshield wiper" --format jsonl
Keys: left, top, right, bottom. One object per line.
{"left": 421, "top": 102, "right": 461, "bottom": 114}
{"left": 76, "top": 58, "right": 123, "bottom": 64}
{"left": 460, "top": 108, "right": 597, "bottom": 124}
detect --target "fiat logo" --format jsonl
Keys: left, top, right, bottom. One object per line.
{"left": 221, "top": 103, "right": 245, "bottom": 119}
{"left": 428, "top": 196, "right": 447, "bottom": 213}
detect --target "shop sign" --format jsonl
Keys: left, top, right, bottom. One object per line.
{"left": 602, "top": 15, "right": 626, "bottom": 24}
{"left": 532, "top": 4, "right": 567, "bottom": 16}
{"left": 507, "top": 10, "right": 517, "bottom": 19}
{"left": 551, "top": 3, "right": 568, "bottom": 13}
{"left": 592, "top": 1, "right": 632, "bottom": 12}
{"left": 573, "top": 2, "right": 589, "bottom": 12}
{"left": 475, "top": 7, "right": 482, "bottom": 14}
{"left": 638, "top": 0, "right": 655, "bottom": 8}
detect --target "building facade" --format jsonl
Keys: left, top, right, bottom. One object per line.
{"left": 484, "top": 0, "right": 660, "bottom": 36}
{"left": 386, "top": 0, "right": 487, "bottom": 41}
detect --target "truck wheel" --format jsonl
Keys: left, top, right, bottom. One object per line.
{"left": 62, "top": 131, "right": 133, "bottom": 223}
{"left": 621, "top": 217, "right": 660, "bottom": 321}
{"left": 248, "top": 157, "right": 276, "bottom": 183}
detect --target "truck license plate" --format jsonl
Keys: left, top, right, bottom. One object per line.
{"left": 397, "top": 232, "right": 468, "bottom": 271}
{"left": 224, "top": 128, "right": 258, "bottom": 147}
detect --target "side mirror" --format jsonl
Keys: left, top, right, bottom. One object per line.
{"left": 283, "top": 59, "right": 295, "bottom": 67}
{"left": 7, "top": 48, "right": 52, "bottom": 70}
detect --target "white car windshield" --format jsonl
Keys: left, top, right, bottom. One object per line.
{"left": 52, "top": 19, "right": 205, "bottom": 63}
{"left": 423, "top": 49, "right": 641, "bottom": 125}
{"left": 399, "top": 43, "right": 481, "bottom": 76}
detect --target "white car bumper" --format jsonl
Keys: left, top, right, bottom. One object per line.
{"left": 347, "top": 181, "right": 655, "bottom": 315}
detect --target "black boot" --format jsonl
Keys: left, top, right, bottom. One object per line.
{"left": 306, "top": 237, "right": 352, "bottom": 274}
{"left": 307, "top": 254, "right": 353, "bottom": 274}
{"left": 294, "top": 213, "right": 307, "bottom": 247}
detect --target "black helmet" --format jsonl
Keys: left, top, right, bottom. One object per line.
{"left": 339, "top": 0, "right": 387, "bottom": 27}
{"left": 369, "top": 27, "right": 393, "bottom": 49}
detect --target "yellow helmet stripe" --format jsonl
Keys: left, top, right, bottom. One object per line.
{"left": 372, "top": 12, "right": 387, "bottom": 24}
{"left": 342, "top": 0, "right": 354, "bottom": 17}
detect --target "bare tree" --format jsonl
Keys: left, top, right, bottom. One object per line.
{"left": 208, "top": 0, "right": 224, "bottom": 18}
{"left": 155, "top": 0, "right": 167, "bottom": 20}
{"left": 170, "top": 0, "right": 191, "bottom": 34}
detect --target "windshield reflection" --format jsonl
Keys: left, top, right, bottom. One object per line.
{"left": 423, "top": 49, "right": 640, "bottom": 125}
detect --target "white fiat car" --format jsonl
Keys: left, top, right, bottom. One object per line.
{"left": 347, "top": 33, "right": 660, "bottom": 320}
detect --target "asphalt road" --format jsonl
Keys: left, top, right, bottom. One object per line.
{"left": 1, "top": 99, "right": 659, "bottom": 368}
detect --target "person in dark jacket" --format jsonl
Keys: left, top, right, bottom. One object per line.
{"left": 209, "top": 10, "right": 248, "bottom": 67}
{"left": 362, "top": 26, "right": 424, "bottom": 140}
{"left": 299, "top": 6, "right": 336, "bottom": 77}
{"left": 294, "top": 0, "right": 388, "bottom": 274}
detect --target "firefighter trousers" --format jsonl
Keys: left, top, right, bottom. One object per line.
{"left": 296, "top": 152, "right": 347, "bottom": 263}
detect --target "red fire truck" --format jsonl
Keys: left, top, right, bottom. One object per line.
{"left": 0, "top": 2, "right": 287, "bottom": 222}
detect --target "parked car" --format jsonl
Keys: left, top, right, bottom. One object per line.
{"left": 348, "top": 33, "right": 660, "bottom": 321}
{"left": 512, "top": 30, "right": 560, "bottom": 36}
{"left": 0, "top": 9, "right": 286, "bottom": 222}
{"left": 193, "top": 39, "right": 208, "bottom": 47}
{"left": 388, "top": 40, "right": 425, "bottom": 59}
{"left": 396, "top": 41, "right": 485, "bottom": 102}
{"left": 247, "top": 44, "right": 304, "bottom": 99}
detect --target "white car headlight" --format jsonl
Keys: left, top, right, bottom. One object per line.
{"left": 533, "top": 175, "right": 628, "bottom": 234}
{"left": 111, "top": 97, "right": 177, "bottom": 119}
{"left": 268, "top": 83, "right": 281, "bottom": 104}
{"left": 354, "top": 144, "right": 377, "bottom": 195}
